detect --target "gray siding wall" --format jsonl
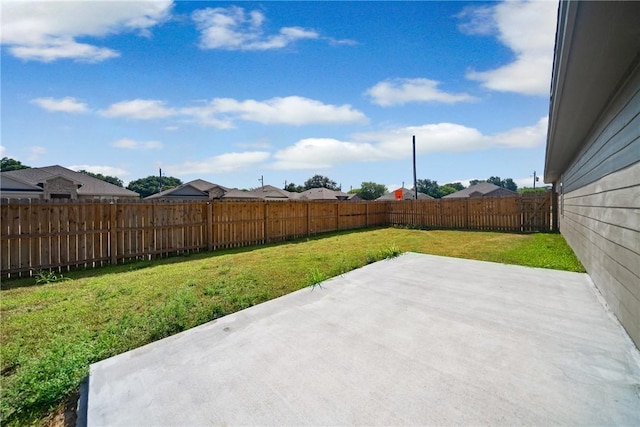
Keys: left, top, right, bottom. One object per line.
{"left": 559, "top": 65, "right": 640, "bottom": 347}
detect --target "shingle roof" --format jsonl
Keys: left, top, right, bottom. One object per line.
{"left": 2, "top": 165, "right": 139, "bottom": 198}
{"left": 442, "top": 182, "right": 516, "bottom": 198}
{"left": 377, "top": 188, "right": 433, "bottom": 200}
{"left": 221, "top": 189, "right": 262, "bottom": 199}
{"left": 247, "top": 185, "right": 297, "bottom": 199}
{"left": 145, "top": 179, "right": 229, "bottom": 199}
{"left": 298, "top": 188, "right": 350, "bottom": 200}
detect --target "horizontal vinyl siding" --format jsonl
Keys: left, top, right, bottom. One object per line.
{"left": 563, "top": 67, "right": 640, "bottom": 193}
{"left": 558, "top": 64, "right": 640, "bottom": 348}
{"left": 560, "top": 161, "right": 640, "bottom": 347}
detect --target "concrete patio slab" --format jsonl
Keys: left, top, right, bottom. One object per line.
{"left": 81, "top": 253, "right": 640, "bottom": 426}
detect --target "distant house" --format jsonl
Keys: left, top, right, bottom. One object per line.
{"left": 233, "top": 185, "right": 298, "bottom": 200}
{"left": 145, "top": 179, "right": 229, "bottom": 200}
{"left": 544, "top": 1, "right": 640, "bottom": 347}
{"left": 377, "top": 188, "right": 432, "bottom": 201}
{"left": 442, "top": 182, "right": 516, "bottom": 199}
{"left": 146, "top": 181, "right": 299, "bottom": 201}
{"left": 0, "top": 165, "right": 139, "bottom": 200}
{"left": 298, "top": 188, "right": 350, "bottom": 201}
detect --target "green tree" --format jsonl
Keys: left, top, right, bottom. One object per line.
{"left": 303, "top": 174, "right": 340, "bottom": 191}
{"left": 518, "top": 187, "right": 549, "bottom": 194}
{"left": 127, "top": 175, "right": 182, "bottom": 198}
{"left": 438, "top": 185, "right": 458, "bottom": 197}
{"left": 1, "top": 157, "right": 30, "bottom": 172}
{"left": 469, "top": 179, "right": 485, "bottom": 186}
{"left": 284, "top": 182, "right": 304, "bottom": 193}
{"left": 503, "top": 178, "right": 517, "bottom": 192}
{"left": 416, "top": 179, "right": 440, "bottom": 198}
{"left": 355, "top": 181, "right": 387, "bottom": 200}
{"left": 443, "top": 182, "right": 465, "bottom": 191}
{"left": 78, "top": 170, "right": 123, "bottom": 187}
{"left": 486, "top": 176, "right": 517, "bottom": 191}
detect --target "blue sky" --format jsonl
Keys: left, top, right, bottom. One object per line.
{"left": 1, "top": 0, "right": 558, "bottom": 192}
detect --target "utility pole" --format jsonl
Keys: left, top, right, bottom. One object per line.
{"left": 533, "top": 170, "right": 538, "bottom": 189}
{"left": 158, "top": 168, "right": 163, "bottom": 193}
{"left": 259, "top": 175, "right": 264, "bottom": 189}
{"left": 412, "top": 135, "right": 418, "bottom": 200}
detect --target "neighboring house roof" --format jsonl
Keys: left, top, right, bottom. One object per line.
{"left": 545, "top": 1, "right": 640, "bottom": 183}
{"left": 298, "top": 188, "right": 350, "bottom": 200}
{"left": 1, "top": 165, "right": 139, "bottom": 198}
{"left": 442, "top": 182, "right": 516, "bottom": 199}
{"left": 146, "top": 181, "right": 298, "bottom": 201}
{"left": 0, "top": 174, "right": 44, "bottom": 193}
{"left": 145, "top": 179, "right": 229, "bottom": 200}
{"left": 248, "top": 185, "right": 297, "bottom": 199}
{"left": 222, "top": 185, "right": 297, "bottom": 200}
{"left": 377, "top": 188, "right": 432, "bottom": 201}
{"left": 221, "top": 189, "right": 263, "bottom": 199}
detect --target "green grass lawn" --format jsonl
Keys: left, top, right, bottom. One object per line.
{"left": 0, "top": 228, "right": 584, "bottom": 426}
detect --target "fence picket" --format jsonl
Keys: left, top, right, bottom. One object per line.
{"left": 0, "top": 194, "right": 552, "bottom": 278}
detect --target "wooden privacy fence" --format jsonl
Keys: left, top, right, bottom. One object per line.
{"left": 388, "top": 193, "right": 552, "bottom": 232}
{"left": 1, "top": 193, "right": 552, "bottom": 278}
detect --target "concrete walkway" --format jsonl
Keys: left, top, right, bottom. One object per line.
{"left": 81, "top": 253, "right": 640, "bottom": 426}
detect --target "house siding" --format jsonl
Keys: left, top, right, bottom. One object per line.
{"left": 558, "top": 65, "right": 640, "bottom": 347}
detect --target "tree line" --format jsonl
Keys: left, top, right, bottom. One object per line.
{"left": 1, "top": 157, "right": 547, "bottom": 199}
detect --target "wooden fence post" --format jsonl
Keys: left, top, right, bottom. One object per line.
{"left": 109, "top": 201, "right": 117, "bottom": 265}
{"left": 464, "top": 198, "right": 469, "bottom": 229}
{"left": 365, "top": 202, "right": 369, "bottom": 228}
{"left": 551, "top": 185, "right": 558, "bottom": 232}
{"left": 206, "top": 202, "right": 213, "bottom": 251}
{"left": 264, "top": 202, "right": 269, "bottom": 243}
{"left": 307, "top": 202, "right": 311, "bottom": 237}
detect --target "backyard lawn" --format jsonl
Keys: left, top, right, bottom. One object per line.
{"left": 0, "top": 227, "right": 584, "bottom": 426}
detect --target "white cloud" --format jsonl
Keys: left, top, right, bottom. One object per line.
{"left": 268, "top": 117, "right": 548, "bottom": 171}
{"left": 192, "top": 6, "right": 319, "bottom": 51}
{"left": 236, "top": 141, "right": 273, "bottom": 150}
{"left": 1, "top": 1, "right": 172, "bottom": 62}
{"left": 365, "top": 78, "right": 477, "bottom": 106}
{"left": 101, "top": 99, "right": 176, "bottom": 120}
{"left": 166, "top": 151, "right": 270, "bottom": 175}
{"left": 68, "top": 165, "right": 128, "bottom": 177}
{"left": 111, "top": 138, "right": 163, "bottom": 150}
{"left": 460, "top": 0, "right": 558, "bottom": 96}
{"left": 183, "top": 96, "right": 367, "bottom": 127}
{"left": 31, "top": 97, "right": 89, "bottom": 113}
{"left": 456, "top": 6, "right": 496, "bottom": 36}
{"left": 27, "top": 146, "right": 46, "bottom": 161}
{"left": 492, "top": 116, "right": 549, "bottom": 148}
{"left": 271, "top": 138, "right": 384, "bottom": 170}
{"left": 0, "top": 146, "right": 6, "bottom": 157}
{"left": 354, "top": 123, "right": 487, "bottom": 157}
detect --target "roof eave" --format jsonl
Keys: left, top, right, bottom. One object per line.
{"left": 544, "top": 1, "right": 640, "bottom": 183}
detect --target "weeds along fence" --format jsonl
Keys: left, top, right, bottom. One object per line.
{"left": 1, "top": 193, "right": 552, "bottom": 278}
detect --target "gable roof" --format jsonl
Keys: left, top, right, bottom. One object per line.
{"left": 0, "top": 174, "right": 44, "bottom": 193}
{"left": 377, "top": 188, "right": 433, "bottom": 200}
{"left": 442, "top": 182, "right": 516, "bottom": 199}
{"left": 145, "top": 179, "right": 229, "bottom": 200}
{"left": 298, "top": 187, "right": 349, "bottom": 200}
{"left": 247, "top": 185, "right": 297, "bottom": 199}
{"left": 221, "top": 189, "right": 263, "bottom": 199}
{"left": 1, "top": 165, "right": 139, "bottom": 198}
